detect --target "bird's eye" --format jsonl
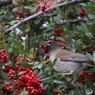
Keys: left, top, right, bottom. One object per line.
{"left": 51, "top": 42, "right": 53, "bottom": 44}
{"left": 51, "top": 40, "right": 54, "bottom": 44}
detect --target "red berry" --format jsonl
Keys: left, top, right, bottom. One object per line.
{"left": 40, "top": 43, "right": 45, "bottom": 48}
{"left": 18, "top": 11, "right": 23, "bottom": 15}
{"left": 17, "top": 12, "right": 23, "bottom": 18}
{"left": 22, "top": 34, "right": 26, "bottom": 37}
{"left": 44, "top": 55, "right": 49, "bottom": 60}
{"left": 44, "top": 47, "right": 49, "bottom": 53}
{"left": 41, "top": 5, "right": 46, "bottom": 12}
{"left": 0, "top": 51, "right": 9, "bottom": 63}
{"left": 59, "top": 32, "right": 63, "bottom": 36}
{"left": 80, "top": 9, "right": 87, "bottom": 16}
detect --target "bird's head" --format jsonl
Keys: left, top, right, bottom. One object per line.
{"left": 46, "top": 40, "right": 60, "bottom": 52}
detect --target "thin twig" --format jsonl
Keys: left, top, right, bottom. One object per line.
{"left": 28, "top": 30, "right": 31, "bottom": 49}
{"left": 8, "top": 9, "right": 17, "bottom": 17}
{"left": 40, "top": 18, "right": 84, "bottom": 30}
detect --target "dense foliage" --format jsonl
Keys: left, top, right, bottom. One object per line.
{"left": 0, "top": 0, "right": 95, "bottom": 95}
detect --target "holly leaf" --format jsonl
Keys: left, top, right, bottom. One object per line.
{"left": 0, "top": 70, "right": 8, "bottom": 80}
{"left": 17, "top": 71, "right": 27, "bottom": 76}
{"left": 85, "top": 75, "right": 95, "bottom": 93}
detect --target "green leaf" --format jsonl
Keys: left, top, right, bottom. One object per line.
{"left": 53, "top": 80, "right": 63, "bottom": 84}
{"left": 48, "top": 60, "right": 54, "bottom": 68}
{"left": 26, "top": 24, "right": 31, "bottom": 31}
{"left": 10, "top": 20, "right": 19, "bottom": 25}
{"left": 12, "top": 0, "right": 18, "bottom": 5}
{"left": 88, "top": 14, "right": 95, "bottom": 19}
{"left": 0, "top": 70, "right": 8, "bottom": 80}
{"left": 81, "top": 22, "right": 88, "bottom": 32}
{"left": 20, "top": 61, "right": 32, "bottom": 68}
{"left": 84, "top": 5, "right": 95, "bottom": 10}
{"left": 17, "top": 71, "right": 27, "bottom": 76}
{"left": 52, "top": 58, "right": 57, "bottom": 66}
{"left": 4, "top": 61, "right": 11, "bottom": 66}
{"left": 12, "top": 39, "right": 20, "bottom": 49}
{"left": 33, "top": 63, "right": 43, "bottom": 69}
{"left": 93, "top": 52, "right": 95, "bottom": 58}
{"left": 39, "top": 56, "right": 45, "bottom": 62}
{"left": 31, "top": 89, "right": 34, "bottom": 94}
{"left": 86, "top": 52, "right": 93, "bottom": 60}
{"left": 24, "top": 6, "right": 32, "bottom": 9}
{"left": 41, "top": 76, "right": 53, "bottom": 81}
{"left": 85, "top": 75, "right": 95, "bottom": 92}
{"left": 77, "top": 46, "right": 82, "bottom": 53}
{"left": 55, "top": 7, "right": 62, "bottom": 14}
{"left": 28, "top": 54, "right": 34, "bottom": 58}
{"left": 65, "top": 6, "right": 73, "bottom": 19}
{"left": 19, "top": 88, "right": 28, "bottom": 95}
{"left": 56, "top": 37, "right": 65, "bottom": 41}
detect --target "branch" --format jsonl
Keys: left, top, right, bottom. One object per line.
{"left": 40, "top": 18, "right": 84, "bottom": 30}
{"left": 0, "top": 0, "right": 12, "bottom": 5}
{"left": 45, "top": 0, "right": 90, "bottom": 12}
{"left": 4, "top": 0, "right": 90, "bottom": 35}
{"left": 59, "top": 17, "right": 84, "bottom": 24}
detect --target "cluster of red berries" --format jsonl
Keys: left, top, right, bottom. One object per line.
{"left": 79, "top": 9, "right": 87, "bottom": 16}
{"left": 40, "top": 43, "right": 50, "bottom": 64}
{"left": 2, "top": 60, "right": 45, "bottom": 95}
{"left": 3, "top": 85, "right": 22, "bottom": 95}
{"left": 41, "top": 5, "right": 46, "bottom": 12}
{"left": 0, "top": 52, "right": 9, "bottom": 63}
{"left": 53, "top": 28, "right": 67, "bottom": 46}
{"left": 82, "top": 45, "right": 94, "bottom": 53}
{"left": 0, "top": 23, "right": 4, "bottom": 27}
{"left": 55, "top": 89, "right": 61, "bottom": 95}
{"left": 55, "top": 89, "right": 68, "bottom": 95}
{"left": 12, "top": 54, "right": 18, "bottom": 61}
{"left": 54, "top": 28, "right": 63, "bottom": 39}
{"left": 79, "top": 71, "right": 95, "bottom": 86}
{"left": 55, "top": 39, "right": 68, "bottom": 47}
{"left": 40, "top": 43, "right": 49, "bottom": 54}
{"left": 17, "top": 11, "right": 23, "bottom": 18}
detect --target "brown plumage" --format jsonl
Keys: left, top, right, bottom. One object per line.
{"left": 56, "top": 49, "right": 84, "bottom": 58}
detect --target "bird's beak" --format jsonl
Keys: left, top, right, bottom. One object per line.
{"left": 46, "top": 40, "right": 51, "bottom": 46}
{"left": 45, "top": 40, "right": 53, "bottom": 46}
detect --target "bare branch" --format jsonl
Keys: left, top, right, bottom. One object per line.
{"left": 45, "top": 0, "right": 90, "bottom": 12}
{"left": 59, "top": 18, "right": 83, "bottom": 24}
{"left": 4, "top": 12, "right": 42, "bottom": 35}
{"left": 4, "top": 0, "right": 90, "bottom": 35}
{"left": 0, "top": 0, "right": 12, "bottom": 5}
{"left": 40, "top": 18, "right": 84, "bottom": 30}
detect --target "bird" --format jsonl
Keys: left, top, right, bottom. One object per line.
{"left": 46, "top": 40, "right": 92, "bottom": 75}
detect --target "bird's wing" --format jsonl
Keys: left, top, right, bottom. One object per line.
{"left": 60, "top": 56, "right": 92, "bottom": 62}
{"left": 56, "top": 49, "right": 92, "bottom": 62}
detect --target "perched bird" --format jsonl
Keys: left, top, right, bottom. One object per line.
{"left": 46, "top": 40, "right": 92, "bottom": 75}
